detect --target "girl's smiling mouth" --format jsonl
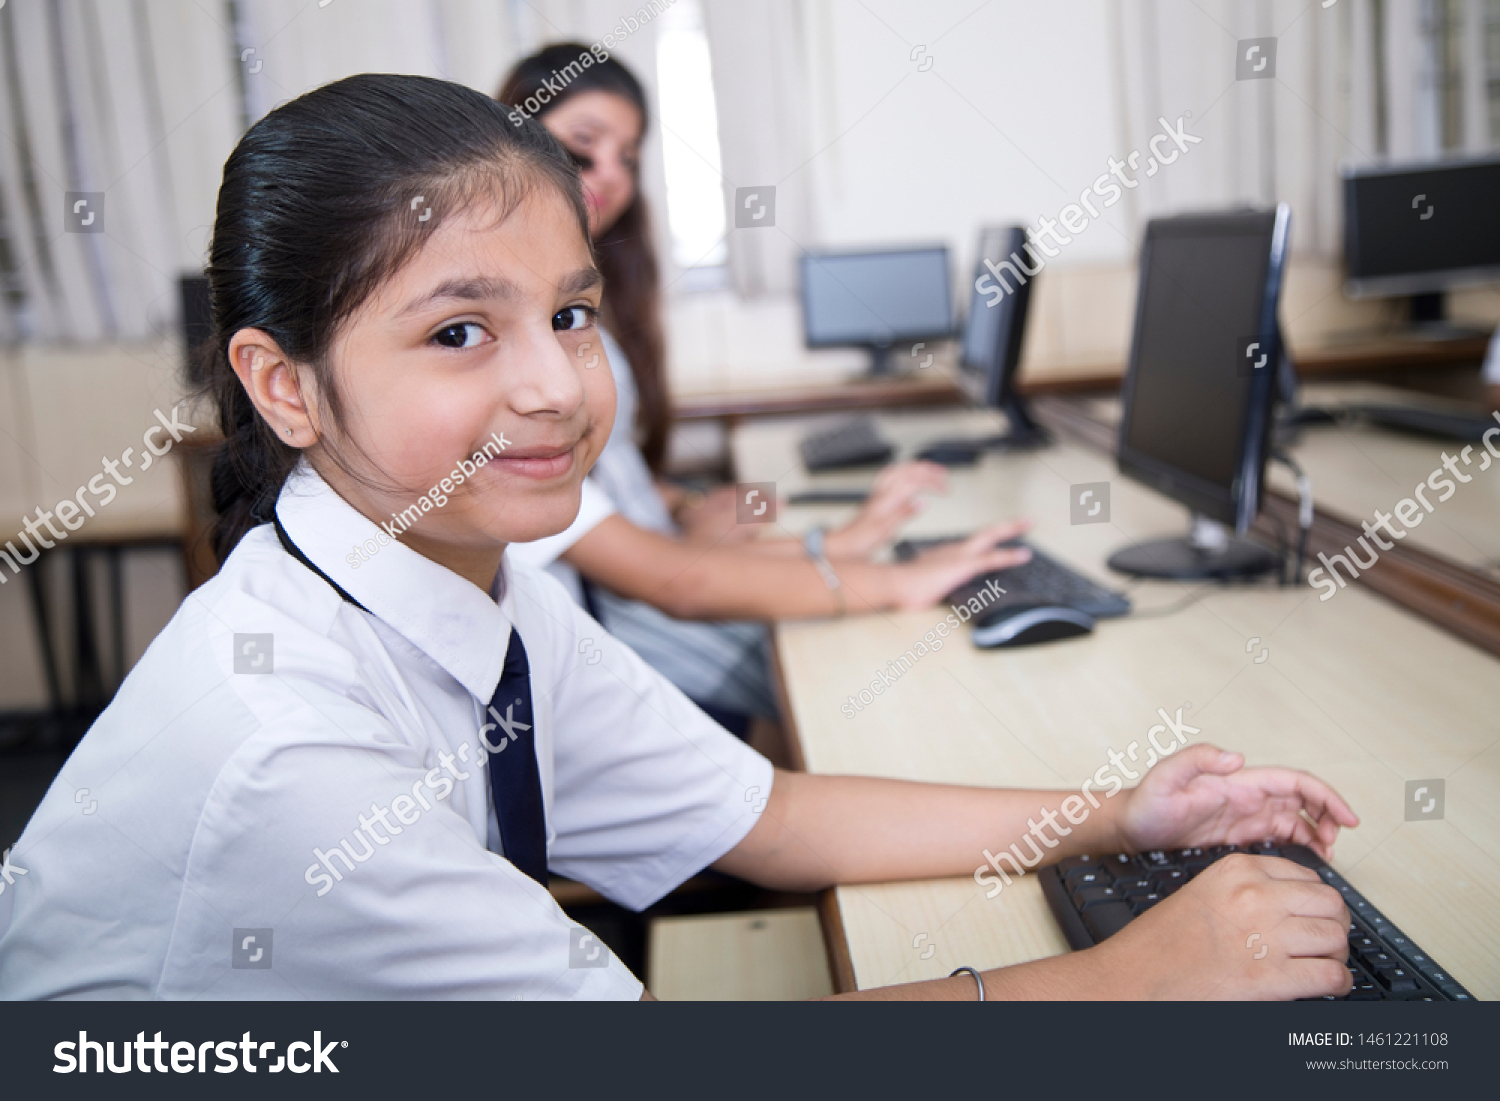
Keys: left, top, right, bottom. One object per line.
{"left": 489, "top": 441, "right": 578, "bottom": 481}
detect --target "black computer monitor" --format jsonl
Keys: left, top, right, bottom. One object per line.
{"left": 179, "top": 274, "right": 212, "bottom": 382}
{"left": 798, "top": 246, "right": 952, "bottom": 375}
{"left": 1343, "top": 157, "right": 1500, "bottom": 335}
{"left": 1108, "top": 204, "right": 1291, "bottom": 580}
{"left": 914, "top": 227, "right": 1046, "bottom": 464}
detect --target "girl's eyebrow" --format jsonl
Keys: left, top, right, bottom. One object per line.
{"left": 395, "top": 268, "right": 600, "bottom": 318}
{"left": 559, "top": 268, "right": 604, "bottom": 296}
{"left": 396, "top": 276, "right": 522, "bottom": 318}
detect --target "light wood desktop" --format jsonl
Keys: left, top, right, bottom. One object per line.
{"left": 1074, "top": 383, "right": 1500, "bottom": 577}
{"left": 733, "top": 409, "right": 1500, "bottom": 998}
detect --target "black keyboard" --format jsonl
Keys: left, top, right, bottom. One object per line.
{"left": 799, "top": 416, "right": 896, "bottom": 472}
{"left": 894, "top": 537, "right": 1131, "bottom": 619}
{"left": 1352, "top": 403, "right": 1494, "bottom": 443}
{"left": 1040, "top": 842, "right": 1476, "bottom": 1001}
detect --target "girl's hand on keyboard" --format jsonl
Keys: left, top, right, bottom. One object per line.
{"left": 891, "top": 519, "right": 1033, "bottom": 610}
{"left": 1094, "top": 853, "right": 1352, "bottom": 1000}
{"left": 827, "top": 461, "right": 949, "bottom": 559}
{"left": 1118, "top": 743, "right": 1360, "bottom": 862}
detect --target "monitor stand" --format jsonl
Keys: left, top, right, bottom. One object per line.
{"left": 1107, "top": 516, "right": 1277, "bottom": 581}
{"left": 866, "top": 344, "right": 903, "bottom": 376}
{"left": 1400, "top": 292, "right": 1490, "bottom": 342}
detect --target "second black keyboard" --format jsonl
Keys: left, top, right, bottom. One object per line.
{"left": 894, "top": 537, "right": 1131, "bottom": 619}
{"left": 1039, "top": 842, "right": 1475, "bottom": 1001}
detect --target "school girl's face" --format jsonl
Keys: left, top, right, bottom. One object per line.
{"left": 321, "top": 186, "right": 615, "bottom": 555}
{"left": 540, "top": 90, "right": 642, "bottom": 237}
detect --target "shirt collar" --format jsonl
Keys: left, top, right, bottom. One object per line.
{"left": 274, "top": 460, "right": 512, "bottom": 703}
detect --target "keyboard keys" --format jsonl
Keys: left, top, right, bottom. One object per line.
{"left": 1043, "top": 841, "right": 1470, "bottom": 1001}
{"left": 1068, "top": 870, "right": 1113, "bottom": 891}
{"left": 1082, "top": 901, "right": 1135, "bottom": 941}
{"left": 1057, "top": 856, "right": 1100, "bottom": 877}
{"left": 1072, "top": 885, "right": 1122, "bottom": 910}
{"left": 1374, "top": 966, "right": 1418, "bottom": 994}
{"left": 1148, "top": 868, "right": 1187, "bottom": 892}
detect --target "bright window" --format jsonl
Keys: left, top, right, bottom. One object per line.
{"left": 655, "top": 0, "right": 727, "bottom": 271}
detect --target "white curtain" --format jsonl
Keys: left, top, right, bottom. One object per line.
{"left": 0, "top": 0, "right": 525, "bottom": 346}
{"left": 700, "top": 0, "right": 819, "bottom": 296}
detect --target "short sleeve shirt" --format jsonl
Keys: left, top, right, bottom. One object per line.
{"left": 0, "top": 463, "right": 773, "bottom": 999}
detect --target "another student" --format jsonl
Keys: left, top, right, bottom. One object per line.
{"left": 498, "top": 47, "right": 1026, "bottom": 724}
{"left": 0, "top": 75, "right": 1358, "bottom": 1001}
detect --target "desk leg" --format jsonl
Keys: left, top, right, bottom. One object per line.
{"left": 817, "top": 889, "right": 859, "bottom": 994}
{"left": 71, "top": 548, "right": 104, "bottom": 713}
{"left": 24, "top": 553, "right": 64, "bottom": 712}
{"left": 108, "top": 546, "right": 125, "bottom": 689}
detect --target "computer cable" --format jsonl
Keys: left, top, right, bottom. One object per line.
{"left": 1270, "top": 450, "right": 1314, "bottom": 584}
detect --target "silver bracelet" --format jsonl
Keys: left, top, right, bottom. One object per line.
{"left": 950, "top": 965, "right": 985, "bottom": 1001}
{"left": 803, "top": 526, "right": 846, "bottom": 615}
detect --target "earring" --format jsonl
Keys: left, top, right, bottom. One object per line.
{"left": 286, "top": 427, "right": 293, "bottom": 436}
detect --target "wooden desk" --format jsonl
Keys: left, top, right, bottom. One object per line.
{"left": 733, "top": 409, "right": 1500, "bottom": 998}
{"left": 674, "top": 367, "right": 963, "bottom": 424}
{"left": 674, "top": 334, "right": 1490, "bottom": 424}
{"left": 1053, "top": 387, "right": 1500, "bottom": 657}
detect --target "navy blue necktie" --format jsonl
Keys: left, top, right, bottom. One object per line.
{"left": 274, "top": 517, "right": 547, "bottom": 885}
{"left": 484, "top": 630, "right": 548, "bottom": 886}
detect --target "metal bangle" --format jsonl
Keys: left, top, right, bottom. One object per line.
{"left": 950, "top": 965, "right": 985, "bottom": 1001}
{"left": 803, "top": 527, "right": 846, "bottom": 616}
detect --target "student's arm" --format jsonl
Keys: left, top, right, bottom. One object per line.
{"left": 671, "top": 462, "right": 949, "bottom": 558}
{"left": 711, "top": 744, "right": 1359, "bottom": 1000}
{"left": 562, "top": 515, "right": 1031, "bottom": 620}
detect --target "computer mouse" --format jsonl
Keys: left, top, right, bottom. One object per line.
{"left": 972, "top": 603, "right": 1095, "bottom": 649}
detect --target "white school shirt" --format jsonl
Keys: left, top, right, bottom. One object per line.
{"left": 0, "top": 462, "right": 772, "bottom": 1000}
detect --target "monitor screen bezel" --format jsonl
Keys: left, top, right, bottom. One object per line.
{"left": 798, "top": 245, "right": 955, "bottom": 350}
{"left": 1115, "top": 205, "right": 1290, "bottom": 533}
{"left": 1341, "top": 155, "right": 1500, "bottom": 298}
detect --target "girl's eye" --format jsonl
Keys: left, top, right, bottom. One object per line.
{"left": 565, "top": 147, "right": 595, "bottom": 172}
{"left": 432, "top": 322, "right": 487, "bottom": 349}
{"left": 553, "top": 306, "right": 595, "bottom": 332}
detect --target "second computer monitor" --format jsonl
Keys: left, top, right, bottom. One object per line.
{"left": 1343, "top": 156, "right": 1500, "bottom": 332}
{"left": 962, "top": 226, "right": 1039, "bottom": 427}
{"left": 1110, "top": 204, "right": 1291, "bottom": 580}
{"left": 799, "top": 246, "right": 952, "bottom": 374}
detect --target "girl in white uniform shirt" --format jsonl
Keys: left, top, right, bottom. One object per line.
{"left": 0, "top": 74, "right": 1363, "bottom": 1001}
{"left": 497, "top": 48, "right": 1035, "bottom": 734}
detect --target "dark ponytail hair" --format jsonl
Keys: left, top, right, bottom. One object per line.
{"left": 498, "top": 46, "right": 671, "bottom": 474}
{"left": 197, "top": 73, "right": 588, "bottom": 563}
